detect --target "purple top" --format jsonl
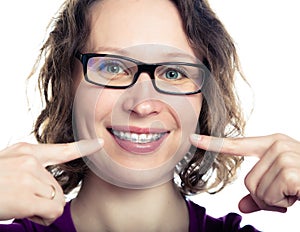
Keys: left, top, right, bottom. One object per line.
{"left": 0, "top": 200, "right": 260, "bottom": 232}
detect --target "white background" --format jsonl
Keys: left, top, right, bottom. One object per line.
{"left": 0, "top": 0, "right": 299, "bottom": 231}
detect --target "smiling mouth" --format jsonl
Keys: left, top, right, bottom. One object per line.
{"left": 107, "top": 127, "right": 170, "bottom": 154}
{"left": 110, "top": 129, "right": 167, "bottom": 144}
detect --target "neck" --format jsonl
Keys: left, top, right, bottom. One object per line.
{"left": 71, "top": 171, "right": 189, "bottom": 232}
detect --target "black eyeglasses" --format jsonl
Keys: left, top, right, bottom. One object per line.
{"left": 75, "top": 52, "right": 209, "bottom": 95}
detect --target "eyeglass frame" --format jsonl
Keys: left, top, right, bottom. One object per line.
{"left": 75, "top": 52, "right": 210, "bottom": 95}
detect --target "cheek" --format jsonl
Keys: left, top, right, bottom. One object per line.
{"left": 190, "top": 95, "right": 202, "bottom": 117}
{"left": 94, "top": 90, "right": 119, "bottom": 121}
{"left": 73, "top": 79, "right": 119, "bottom": 139}
{"left": 175, "top": 95, "right": 202, "bottom": 129}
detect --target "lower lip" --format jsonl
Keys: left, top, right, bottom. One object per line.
{"left": 111, "top": 133, "right": 169, "bottom": 154}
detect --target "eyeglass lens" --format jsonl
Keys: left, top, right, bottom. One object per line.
{"left": 86, "top": 56, "right": 205, "bottom": 94}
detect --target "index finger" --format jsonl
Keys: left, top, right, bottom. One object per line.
{"left": 189, "top": 134, "right": 291, "bottom": 158}
{"left": 8, "top": 138, "right": 104, "bottom": 166}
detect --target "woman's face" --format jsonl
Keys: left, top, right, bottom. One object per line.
{"left": 73, "top": 0, "right": 203, "bottom": 188}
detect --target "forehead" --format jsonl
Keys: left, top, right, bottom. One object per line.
{"left": 85, "top": 0, "right": 196, "bottom": 57}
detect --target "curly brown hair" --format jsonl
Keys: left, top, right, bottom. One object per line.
{"left": 31, "top": 0, "right": 245, "bottom": 195}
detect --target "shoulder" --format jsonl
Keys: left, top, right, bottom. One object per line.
{"left": 0, "top": 201, "right": 76, "bottom": 232}
{"left": 186, "top": 199, "right": 261, "bottom": 232}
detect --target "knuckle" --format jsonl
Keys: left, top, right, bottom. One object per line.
{"left": 19, "top": 155, "right": 39, "bottom": 169}
{"left": 11, "top": 142, "right": 33, "bottom": 154}
{"left": 271, "top": 140, "right": 291, "bottom": 153}
{"left": 275, "top": 153, "right": 294, "bottom": 168}
{"left": 281, "top": 168, "right": 299, "bottom": 186}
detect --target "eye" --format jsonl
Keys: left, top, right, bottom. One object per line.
{"left": 99, "top": 61, "right": 126, "bottom": 74}
{"left": 161, "top": 67, "right": 188, "bottom": 81}
{"left": 165, "top": 69, "right": 181, "bottom": 79}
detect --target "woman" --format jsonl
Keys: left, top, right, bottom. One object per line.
{"left": 0, "top": 0, "right": 299, "bottom": 231}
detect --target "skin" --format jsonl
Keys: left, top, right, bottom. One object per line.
{"left": 0, "top": 139, "right": 103, "bottom": 225}
{"left": 71, "top": 0, "right": 201, "bottom": 231}
{"left": 71, "top": 0, "right": 204, "bottom": 193}
{"left": 0, "top": 0, "right": 299, "bottom": 230}
{"left": 190, "top": 133, "right": 300, "bottom": 213}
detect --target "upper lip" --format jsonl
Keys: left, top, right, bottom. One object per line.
{"left": 108, "top": 126, "right": 169, "bottom": 134}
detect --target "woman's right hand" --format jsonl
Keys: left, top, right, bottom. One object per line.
{"left": 0, "top": 139, "right": 103, "bottom": 226}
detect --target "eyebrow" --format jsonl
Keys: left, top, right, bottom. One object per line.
{"left": 91, "top": 46, "right": 130, "bottom": 55}
{"left": 162, "top": 52, "right": 199, "bottom": 62}
{"left": 91, "top": 46, "right": 200, "bottom": 63}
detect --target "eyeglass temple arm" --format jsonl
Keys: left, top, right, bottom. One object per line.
{"left": 75, "top": 52, "right": 83, "bottom": 62}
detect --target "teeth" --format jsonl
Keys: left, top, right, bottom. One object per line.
{"left": 111, "top": 130, "right": 165, "bottom": 143}
{"left": 131, "top": 133, "right": 139, "bottom": 143}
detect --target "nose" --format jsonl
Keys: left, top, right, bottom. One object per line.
{"left": 122, "top": 73, "right": 163, "bottom": 117}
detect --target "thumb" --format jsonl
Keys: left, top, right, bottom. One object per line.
{"left": 238, "top": 194, "right": 261, "bottom": 213}
{"left": 238, "top": 194, "right": 287, "bottom": 214}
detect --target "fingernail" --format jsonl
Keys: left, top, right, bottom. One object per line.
{"left": 97, "top": 138, "right": 104, "bottom": 146}
{"left": 190, "top": 134, "right": 201, "bottom": 143}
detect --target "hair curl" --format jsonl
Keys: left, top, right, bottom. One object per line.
{"left": 31, "top": 0, "right": 245, "bottom": 195}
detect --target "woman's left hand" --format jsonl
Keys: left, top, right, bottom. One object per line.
{"left": 190, "top": 133, "right": 300, "bottom": 213}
